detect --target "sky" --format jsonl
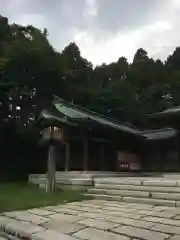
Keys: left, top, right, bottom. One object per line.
{"left": 1, "top": 0, "right": 180, "bottom": 66}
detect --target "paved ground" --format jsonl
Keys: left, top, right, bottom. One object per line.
{"left": 1, "top": 200, "right": 180, "bottom": 240}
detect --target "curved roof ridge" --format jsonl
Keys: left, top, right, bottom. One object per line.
{"left": 53, "top": 96, "right": 143, "bottom": 132}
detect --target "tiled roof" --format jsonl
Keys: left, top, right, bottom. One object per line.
{"left": 39, "top": 98, "right": 177, "bottom": 141}
{"left": 149, "top": 106, "right": 180, "bottom": 118}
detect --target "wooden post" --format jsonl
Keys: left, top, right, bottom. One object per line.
{"left": 100, "top": 144, "right": 105, "bottom": 171}
{"left": 83, "top": 138, "right": 88, "bottom": 172}
{"left": 46, "top": 145, "right": 56, "bottom": 193}
{"left": 65, "top": 142, "right": 70, "bottom": 172}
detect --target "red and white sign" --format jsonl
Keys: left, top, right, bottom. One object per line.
{"left": 117, "top": 151, "right": 141, "bottom": 171}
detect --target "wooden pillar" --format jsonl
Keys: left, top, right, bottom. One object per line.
{"left": 65, "top": 142, "right": 70, "bottom": 172}
{"left": 100, "top": 144, "right": 105, "bottom": 171}
{"left": 83, "top": 138, "right": 88, "bottom": 172}
{"left": 46, "top": 145, "right": 56, "bottom": 193}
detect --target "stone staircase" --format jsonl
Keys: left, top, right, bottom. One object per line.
{"left": 85, "top": 177, "right": 180, "bottom": 207}
{"left": 29, "top": 172, "right": 129, "bottom": 191}
{"left": 30, "top": 171, "right": 157, "bottom": 190}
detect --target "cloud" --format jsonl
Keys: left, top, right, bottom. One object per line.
{"left": 1, "top": 0, "right": 180, "bottom": 65}
{"left": 73, "top": 21, "right": 172, "bottom": 65}
{"left": 74, "top": 0, "right": 180, "bottom": 65}
{"left": 95, "top": 0, "right": 164, "bottom": 33}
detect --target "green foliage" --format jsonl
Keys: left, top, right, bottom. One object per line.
{"left": 1, "top": 15, "right": 180, "bottom": 127}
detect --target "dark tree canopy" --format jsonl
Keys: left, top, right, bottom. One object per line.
{"left": 1, "top": 14, "right": 180, "bottom": 129}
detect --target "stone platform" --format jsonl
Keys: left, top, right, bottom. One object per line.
{"left": 28, "top": 171, "right": 162, "bottom": 190}
{"left": 1, "top": 199, "right": 180, "bottom": 239}
{"left": 29, "top": 172, "right": 180, "bottom": 206}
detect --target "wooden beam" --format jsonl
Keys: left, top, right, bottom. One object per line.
{"left": 100, "top": 144, "right": 105, "bottom": 170}
{"left": 83, "top": 138, "right": 88, "bottom": 172}
{"left": 69, "top": 136, "right": 112, "bottom": 144}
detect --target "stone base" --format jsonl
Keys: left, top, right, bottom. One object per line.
{"left": 29, "top": 171, "right": 160, "bottom": 190}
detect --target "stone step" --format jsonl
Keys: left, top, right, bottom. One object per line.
{"left": 95, "top": 183, "right": 180, "bottom": 193}
{"left": 30, "top": 178, "right": 92, "bottom": 186}
{"left": 85, "top": 193, "right": 179, "bottom": 207}
{"left": 94, "top": 178, "right": 180, "bottom": 187}
{"left": 94, "top": 178, "right": 143, "bottom": 186}
{"left": 88, "top": 188, "right": 180, "bottom": 201}
{"left": 88, "top": 188, "right": 149, "bottom": 198}
{"left": 38, "top": 183, "right": 89, "bottom": 191}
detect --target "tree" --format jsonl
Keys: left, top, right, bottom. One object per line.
{"left": 133, "top": 48, "right": 148, "bottom": 62}
{"left": 166, "top": 47, "right": 180, "bottom": 71}
{"left": 165, "top": 47, "right": 180, "bottom": 106}
{"left": 0, "top": 18, "right": 65, "bottom": 125}
{"left": 1, "top": 14, "right": 180, "bottom": 130}
{"left": 60, "top": 42, "right": 93, "bottom": 104}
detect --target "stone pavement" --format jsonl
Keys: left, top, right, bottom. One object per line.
{"left": 1, "top": 200, "right": 180, "bottom": 239}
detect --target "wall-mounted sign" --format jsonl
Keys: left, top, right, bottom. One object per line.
{"left": 117, "top": 151, "right": 141, "bottom": 171}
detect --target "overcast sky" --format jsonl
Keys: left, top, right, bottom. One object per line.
{"left": 1, "top": 0, "right": 180, "bottom": 65}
